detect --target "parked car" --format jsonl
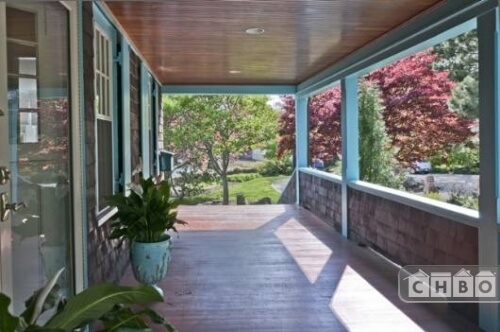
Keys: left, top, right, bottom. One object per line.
{"left": 411, "top": 160, "right": 432, "bottom": 174}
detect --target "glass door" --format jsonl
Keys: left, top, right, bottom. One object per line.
{"left": 0, "top": 1, "right": 73, "bottom": 313}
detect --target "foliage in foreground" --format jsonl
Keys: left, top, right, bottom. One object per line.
{"left": 0, "top": 269, "right": 176, "bottom": 332}
{"left": 107, "top": 177, "right": 184, "bottom": 246}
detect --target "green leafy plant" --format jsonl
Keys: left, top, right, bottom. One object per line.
{"left": 258, "top": 158, "right": 293, "bottom": 176}
{"left": 0, "top": 269, "right": 176, "bottom": 332}
{"left": 227, "top": 173, "right": 261, "bottom": 183}
{"left": 108, "top": 177, "right": 187, "bottom": 246}
{"left": 447, "top": 188, "right": 479, "bottom": 210}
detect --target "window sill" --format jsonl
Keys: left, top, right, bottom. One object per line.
{"left": 97, "top": 206, "right": 118, "bottom": 227}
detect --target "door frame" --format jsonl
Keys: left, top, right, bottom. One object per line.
{"left": 0, "top": 1, "right": 12, "bottom": 298}
{"left": 0, "top": 0, "right": 85, "bottom": 298}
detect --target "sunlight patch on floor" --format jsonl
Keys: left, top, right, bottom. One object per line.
{"left": 275, "top": 218, "right": 332, "bottom": 284}
{"left": 331, "top": 265, "right": 424, "bottom": 332}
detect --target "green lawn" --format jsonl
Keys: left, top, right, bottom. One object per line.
{"left": 179, "top": 175, "right": 289, "bottom": 205}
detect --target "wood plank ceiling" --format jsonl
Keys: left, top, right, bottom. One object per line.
{"left": 105, "top": 0, "right": 443, "bottom": 86}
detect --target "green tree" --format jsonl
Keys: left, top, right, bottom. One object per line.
{"left": 449, "top": 75, "right": 478, "bottom": 119}
{"left": 433, "top": 30, "right": 478, "bottom": 82}
{"left": 359, "top": 82, "right": 400, "bottom": 188}
{"left": 434, "top": 30, "right": 479, "bottom": 119}
{"left": 163, "top": 95, "right": 277, "bottom": 205}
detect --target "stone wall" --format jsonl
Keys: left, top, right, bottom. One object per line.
{"left": 298, "top": 172, "right": 342, "bottom": 232}
{"left": 83, "top": 3, "right": 129, "bottom": 285}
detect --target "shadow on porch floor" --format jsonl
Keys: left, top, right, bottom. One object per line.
{"left": 120, "top": 205, "right": 478, "bottom": 332}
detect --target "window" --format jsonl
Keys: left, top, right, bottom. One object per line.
{"left": 94, "top": 25, "right": 114, "bottom": 211}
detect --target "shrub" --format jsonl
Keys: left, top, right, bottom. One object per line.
{"left": 447, "top": 189, "right": 478, "bottom": 210}
{"left": 227, "top": 167, "right": 260, "bottom": 175}
{"left": 227, "top": 173, "right": 262, "bottom": 183}
{"left": 448, "top": 145, "right": 479, "bottom": 174}
{"left": 430, "top": 144, "right": 479, "bottom": 174}
{"left": 425, "top": 192, "right": 443, "bottom": 201}
{"left": 172, "top": 169, "right": 218, "bottom": 198}
{"left": 258, "top": 158, "right": 293, "bottom": 176}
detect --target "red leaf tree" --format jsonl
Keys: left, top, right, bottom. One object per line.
{"left": 278, "top": 50, "right": 474, "bottom": 164}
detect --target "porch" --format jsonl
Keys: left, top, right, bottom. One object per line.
{"left": 121, "top": 205, "right": 478, "bottom": 331}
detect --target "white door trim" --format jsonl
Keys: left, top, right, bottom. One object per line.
{"left": 0, "top": 1, "right": 13, "bottom": 297}
{"left": 60, "top": 0, "right": 85, "bottom": 294}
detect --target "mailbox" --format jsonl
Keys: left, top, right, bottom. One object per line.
{"left": 159, "top": 150, "right": 174, "bottom": 172}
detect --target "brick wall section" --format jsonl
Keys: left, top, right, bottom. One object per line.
{"left": 298, "top": 172, "right": 342, "bottom": 232}
{"left": 83, "top": 3, "right": 128, "bottom": 285}
{"left": 130, "top": 50, "right": 141, "bottom": 178}
{"left": 277, "top": 171, "right": 296, "bottom": 204}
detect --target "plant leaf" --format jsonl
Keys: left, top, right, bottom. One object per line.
{"left": 100, "top": 306, "right": 149, "bottom": 330}
{"left": 44, "top": 284, "right": 162, "bottom": 332}
{"left": 22, "top": 283, "right": 61, "bottom": 324}
{"left": 139, "top": 308, "right": 178, "bottom": 332}
{"left": 101, "top": 307, "right": 177, "bottom": 332}
{"left": 22, "top": 268, "right": 64, "bottom": 325}
{"left": 0, "top": 293, "right": 19, "bottom": 332}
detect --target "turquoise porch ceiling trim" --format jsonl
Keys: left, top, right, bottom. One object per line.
{"left": 162, "top": 85, "right": 297, "bottom": 95}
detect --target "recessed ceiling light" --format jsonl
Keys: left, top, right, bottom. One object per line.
{"left": 159, "top": 66, "right": 179, "bottom": 72}
{"left": 229, "top": 70, "right": 242, "bottom": 74}
{"left": 245, "top": 27, "right": 265, "bottom": 35}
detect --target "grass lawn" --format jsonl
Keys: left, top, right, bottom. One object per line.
{"left": 179, "top": 175, "right": 289, "bottom": 205}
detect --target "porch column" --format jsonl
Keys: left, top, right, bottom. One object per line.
{"left": 478, "top": 7, "right": 500, "bottom": 332}
{"left": 295, "top": 96, "right": 308, "bottom": 204}
{"left": 341, "top": 76, "right": 359, "bottom": 238}
{"left": 121, "top": 37, "right": 131, "bottom": 189}
{"left": 140, "top": 63, "right": 150, "bottom": 178}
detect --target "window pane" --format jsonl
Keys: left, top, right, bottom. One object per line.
{"left": 7, "top": 7, "right": 36, "bottom": 42}
{"left": 97, "top": 119, "right": 113, "bottom": 210}
{"left": 7, "top": 42, "right": 37, "bottom": 75}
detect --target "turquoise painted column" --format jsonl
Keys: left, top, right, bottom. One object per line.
{"left": 121, "top": 37, "right": 131, "bottom": 189}
{"left": 341, "top": 76, "right": 359, "bottom": 238}
{"left": 295, "top": 96, "right": 308, "bottom": 204}
{"left": 140, "top": 63, "right": 151, "bottom": 178}
{"left": 478, "top": 8, "right": 500, "bottom": 332}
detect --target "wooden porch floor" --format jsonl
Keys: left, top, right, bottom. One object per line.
{"left": 120, "top": 205, "right": 478, "bottom": 332}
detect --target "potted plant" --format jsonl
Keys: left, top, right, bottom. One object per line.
{"left": 107, "top": 176, "right": 186, "bottom": 294}
{"left": 0, "top": 268, "right": 177, "bottom": 331}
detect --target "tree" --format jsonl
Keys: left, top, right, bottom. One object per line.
{"left": 164, "top": 95, "right": 277, "bottom": 205}
{"left": 433, "top": 30, "right": 478, "bottom": 82}
{"left": 277, "top": 88, "right": 342, "bottom": 162}
{"left": 367, "top": 50, "right": 473, "bottom": 163}
{"left": 358, "top": 82, "right": 400, "bottom": 188}
{"left": 278, "top": 50, "right": 474, "bottom": 165}
{"left": 449, "top": 75, "right": 478, "bottom": 119}
{"left": 433, "top": 30, "right": 479, "bottom": 119}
